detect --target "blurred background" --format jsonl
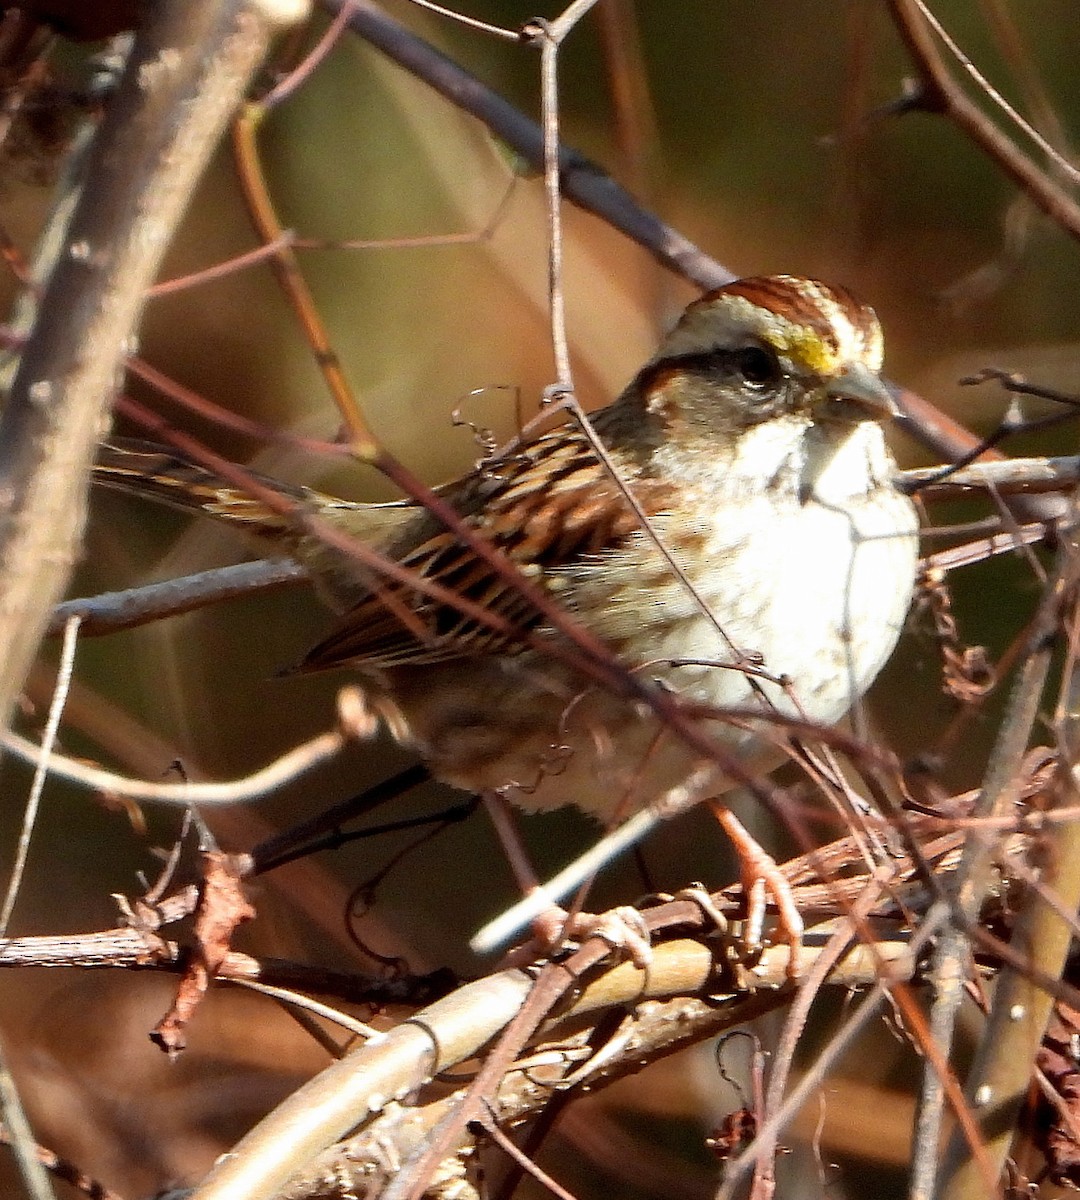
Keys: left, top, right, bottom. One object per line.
{"left": 1, "top": 1, "right": 1078, "bottom": 1195}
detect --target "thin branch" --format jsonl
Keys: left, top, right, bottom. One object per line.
{"left": 117, "top": 372, "right": 348, "bottom": 456}
{"left": 900, "top": 454, "right": 1080, "bottom": 496}
{"left": 261, "top": 0, "right": 356, "bottom": 108}
{"left": 751, "top": 880, "right": 884, "bottom": 1196}
{"left": 0, "top": 614, "right": 80, "bottom": 935}
{"left": 910, "top": 0, "right": 1080, "bottom": 187}
{"left": 716, "top": 902, "right": 952, "bottom": 1200}
{"left": 47, "top": 558, "right": 307, "bottom": 636}
{"left": 401, "top": 0, "right": 519, "bottom": 41}
{"left": 230, "top": 98, "right": 376, "bottom": 450}
{"left": 0, "top": 1123, "right": 123, "bottom": 1200}
{"left": 229, "top": 978, "right": 380, "bottom": 1040}
{"left": 526, "top": 15, "right": 575, "bottom": 390}
{"left": 885, "top": 0, "right": 1080, "bottom": 243}
{"left": 3, "top": 727, "right": 346, "bottom": 805}
{"left": 0, "top": 900, "right": 449, "bottom": 1006}
{"left": 480, "top": 1114, "right": 579, "bottom": 1200}
{"left": 0, "top": 1048, "right": 55, "bottom": 1200}
{"left": 146, "top": 230, "right": 297, "bottom": 296}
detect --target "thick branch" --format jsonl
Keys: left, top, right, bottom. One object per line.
{"left": 0, "top": 0, "right": 308, "bottom": 736}
{"left": 186, "top": 815, "right": 986, "bottom": 1200}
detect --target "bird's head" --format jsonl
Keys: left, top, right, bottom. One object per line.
{"left": 627, "top": 275, "right": 897, "bottom": 442}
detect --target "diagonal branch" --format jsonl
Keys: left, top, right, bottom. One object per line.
{"left": 322, "top": 0, "right": 734, "bottom": 291}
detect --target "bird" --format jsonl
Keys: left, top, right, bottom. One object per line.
{"left": 93, "top": 275, "right": 919, "bottom": 951}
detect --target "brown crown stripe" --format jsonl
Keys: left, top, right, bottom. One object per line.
{"left": 706, "top": 276, "right": 877, "bottom": 353}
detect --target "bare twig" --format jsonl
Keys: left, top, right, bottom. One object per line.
{"left": 885, "top": 0, "right": 1080, "bottom": 243}
{"left": 908, "top": 0, "right": 1080, "bottom": 188}
{"left": 750, "top": 885, "right": 870, "bottom": 1197}
{"left": 0, "top": 1048, "right": 55, "bottom": 1200}
{"left": 901, "top": 454, "right": 1080, "bottom": 497}
{"left": 0, "top": 613, "right": 80, "bottom": 935}
{"left": 716, "top": 901, "right": 952, "bottom": 1200}
{"left": 0, "top": 891, "right": 448, "bottom": 1006}
{"left": 0, "top": 1122, "right": 123, "bottom": 1200}
{"left": 401, "top": 0, "right": 518, "bottom": 41}
{"left": 230, "top": 978, "right": 380, "bottom": 1041}
{"left": 47, "top": 558, "right": 307, "bottom": 636}
{"left": 261, "top": 0, "right": 356, "bottom": 108}
{"left": 3, "top": 727, "right": 346, "bottom": 804}
{"left": 521, "top": 2, "right": 601, "bottom": 392}
{"left": 230, "top": 97, "right": 376, "bottom": 451}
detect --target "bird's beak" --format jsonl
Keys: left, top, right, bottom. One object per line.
{"left": 820, "top": 362, "right": 899, "bottom": 422}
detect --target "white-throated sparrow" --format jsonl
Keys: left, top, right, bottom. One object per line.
{"left": 95, "top": 276, "right": 918, "bottom": 833}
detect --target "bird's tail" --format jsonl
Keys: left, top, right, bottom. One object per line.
{"left": 92, "top": 437, "right": 350, "bottom": 547}
{"left": 92, "top": 438, "right": 419, "bottom": 616}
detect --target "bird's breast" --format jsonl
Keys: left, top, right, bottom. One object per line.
{"left": 369, "top": 425, "right": 918, "bottom": 820}
{"left": 559, "top": 478, "right": 918, "bottom": 730}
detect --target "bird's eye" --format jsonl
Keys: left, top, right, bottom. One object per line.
{"left": 732, "top": 345, "right": 781, "bottom": 387}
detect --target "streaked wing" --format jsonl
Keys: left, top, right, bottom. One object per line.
{"left": 298, "top": 424, "right": 671, "bottom": 672}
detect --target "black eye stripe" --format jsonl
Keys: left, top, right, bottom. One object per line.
{"left": 651, "top": 347, "right": 785, "bottom": 388}
{"left": 732, "top": 346, "right": 781, "bottom": 386}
